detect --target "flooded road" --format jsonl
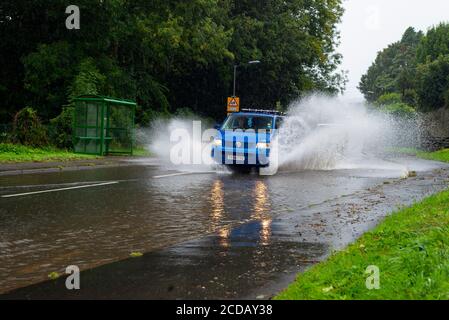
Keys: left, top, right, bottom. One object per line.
{"left": 0, "top": 157, "right": 448, "bottom": 298}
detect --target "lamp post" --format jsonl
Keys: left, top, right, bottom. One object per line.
{"left": 233, "top": 60, "right": 261, "bottom": 97}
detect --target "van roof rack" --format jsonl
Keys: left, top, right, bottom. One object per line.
{"left": 240, "top": 108, "right": 285, "bottom": 116}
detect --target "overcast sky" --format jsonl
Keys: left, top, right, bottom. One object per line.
{"left": 339, "top": 0, "right": 449, "bottom": 100}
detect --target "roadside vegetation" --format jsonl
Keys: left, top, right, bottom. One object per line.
{"left": 391, "top": 147, "right": 449, "bottom": 163}
{"left": 0, "top": 143, "right": 96, "bottom": 163}
{"left": 0, "top": 102, "right": 152, "bottom": 163}
{"left": 1, "top": 0, "right": 345, "bottom": 126}
{"left": 132, "top": 147, "right": 152, "bottom": 157}
{"left": 417, "top": 149, "right": 449, "bottom": 163}
{"left": 1, "top": 1, "right": 347, "bottom": 162}
{"left": 360, "top": 24, "right": 449, "bottom": 114}
{"left": 276, "top": 189, "right": 449, "bottom": 300}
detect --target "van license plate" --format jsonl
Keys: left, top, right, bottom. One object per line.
{"left": 227, "top": 155, "right": 245, "bottom": 162}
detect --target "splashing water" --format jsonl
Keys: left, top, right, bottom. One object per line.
{"left": 141, "top": 95, "right": 419, "bottom": 177}
{"left": 277, "top": 95, "right": 412, "bottom": 176}
{"left": 140, "top": 117, "right": 217, "bottom": 172}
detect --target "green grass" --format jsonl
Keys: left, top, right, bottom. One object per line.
{"left": 275, "top": 189, "right": 449, "bottom": 300}
{"left": 389, "top": 147, "right": 449, "bottom": 163}
{"left": 132, "top": 146, "right": 152, "bottom": 157}
{"left": 417, "top": 149, "right": 449, "bottom": 163}
{"left": 0, "top": 143, "right": 98, "bottom": 163}
{"left": 387, "top": 147, "right": 421, "bottom": 155}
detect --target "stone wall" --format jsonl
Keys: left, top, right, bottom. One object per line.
{"left": 420, "top": 107, "right": 449, "bottom": 151}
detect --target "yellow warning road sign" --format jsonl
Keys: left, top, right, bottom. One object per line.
{"left": 227, "top": 97, "right": 240, "bottom": 113}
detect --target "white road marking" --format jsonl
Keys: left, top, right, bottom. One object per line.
{"left": 153, "top": 171, "right": 216, "bottom": 179}
{"left": 153, "top": 172, "right": 195, "bottom": 179}
{"left": 0, "top": 180, "right": 113, "bottom": 190}
{"left": 1, "top": 181, "right": 119, "bottom": 198}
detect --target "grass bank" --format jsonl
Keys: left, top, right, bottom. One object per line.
{"left": 276, "top": 189, "right": 449, "bottom": 300}
{"left": 0, "top": 143, "right": 98, "bottom": 163}
{"left": 417, "top": 149, "right": 449, "bottom": 163}
{"left": 132, "top": 146, "right": 152, "bottom": 157}
{"left": 392, "top": 147, "right": 449, "bottom": 163}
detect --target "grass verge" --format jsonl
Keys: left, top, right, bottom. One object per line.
{"left": 0, "top": 143, "right": 98, "bottom": 163}
{"left": 132, "top": 146, "right": 152, "bottom": 157}
{"left": 391, "top": 147, "right": 449, "bottom": 163}
{"left": 417, "top": 149, "right": 449, "bottom": 163}
{"left": 275, "top": 189, "right": 449, "bottom": 300}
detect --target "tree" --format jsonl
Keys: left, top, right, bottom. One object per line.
{"left": 22, "top": 41, "right": 79, "bottom": 119}
{"left": 1, "top": 0, "right": 346, "bottom": 124}
{"left": 416, "top": 54, "right": 449, "bottom": 111}
{"left": 361, "top": 23, "right": 449, "bottom": 112}
{"left": 417, "top": 23, "right": 449, "bottom": 63}
{"left": 359, "top": 27, "right": 423, "bottom": 103}
{"left": 228, "top": 0, "right": 346, "bottom": 110}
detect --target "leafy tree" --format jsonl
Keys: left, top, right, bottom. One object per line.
{"left": 417, "top": 23, "right": 449, "bottom": 63}
{"left": 415, "top": 24, "right": 449, "bottom": 111}
{"left": 68, "top": 58, "right": 106, "bottom": 102}
{"left": 229, "top": 0, "right": 346, "bottom": 109}
{"left": 359, "top": 27, "right": 423, "bottom": 103}
{"left": 1, "top": 0, "right": 346, "bottom": 125}
{"left": 22, "top": 41, "right": 78, "bottom": 120}
{"left": 416, "top": 54, "right": 449, "bottom": 111}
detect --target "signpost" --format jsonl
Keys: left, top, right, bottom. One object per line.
{"left": 227, "top": 60, "right": 260, "bottom": 114}
{"left": 227, "top": 96, "right": 240, "bottom": 113}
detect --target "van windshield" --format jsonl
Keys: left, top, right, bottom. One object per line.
{"left": 222, "top": 115, "right": 273, "bottom": 131}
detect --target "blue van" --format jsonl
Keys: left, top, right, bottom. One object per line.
{"left": 211, "top": 109, "right": 284, "bottom": 172}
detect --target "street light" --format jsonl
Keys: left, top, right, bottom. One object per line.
{"left": 233, "top": 60, "right": 261, "bottom": 97}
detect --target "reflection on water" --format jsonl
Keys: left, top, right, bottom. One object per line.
{"left": 210, "top": 178, "right": 273, "bottom": 248}
{"left": 0, "top": 164, "right": 390, "bottom": 293}
{"left": 253, "top": 181, "right": 269, "bottom": 217}
{"left": 252, "top": 180, "right": 272, "bottom": 246}
{"left": 218, "top": 228, "right": 231, "bottom": 248}
{"left": 209, "top": 180, "right": 230, "bottom": 247}
{"left": 259, "top": 219, "right": 272, "bottom": 246}
{"left": 210, "top": 180, "right": 225, "bottom": 227}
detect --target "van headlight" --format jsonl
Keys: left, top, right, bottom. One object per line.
{"left": 256, "top": 142, "right": 270, "bottom": 149}
{"left": 213, "top": 139, "right": 222, "bottom": 146}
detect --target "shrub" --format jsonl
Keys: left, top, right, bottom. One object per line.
{"left": 376, "top": 93, "right": 402, "bottom": 106}
{"left": 49, "top": 107, "right": 75, "bottom": 149}
{"left": 12, "top": 107, "right": 48, "bottom": 147}
{"left": 0, "top": 124, "right": 12, "bottom": 143}
{"left": 380, "top": 102, "right": 417, "bottom": 118}
{"left": 402, "top": 89, "right": 419, "bottom": 107}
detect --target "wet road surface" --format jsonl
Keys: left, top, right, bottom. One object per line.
{"left": 0, "top": 157, "right": 448, "bottom": 299}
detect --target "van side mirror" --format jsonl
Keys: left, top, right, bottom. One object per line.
{"left": 214, "top": 123, "right": 222, "bottom": 130}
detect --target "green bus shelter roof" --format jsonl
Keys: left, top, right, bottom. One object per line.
{"left": 74, "top": 95, "right": 137, "bottom": 106}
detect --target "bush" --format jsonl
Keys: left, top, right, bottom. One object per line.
{"left": 402, "top": 89, "right": 419, "bottom": 107}
{"left": 12, "top": 107, "right": 48, "bottom": 147}
{"left": 49, "top": 107, "right": 75, "bottom": 149}
{"left": 0, "top": 124, "right": 12, "bottom": 143}
{"left": 376, "top": 92, "right": 402, "bottom": 106}
{"left": 380, "top": 102, "right": 417, "bottom": 118}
